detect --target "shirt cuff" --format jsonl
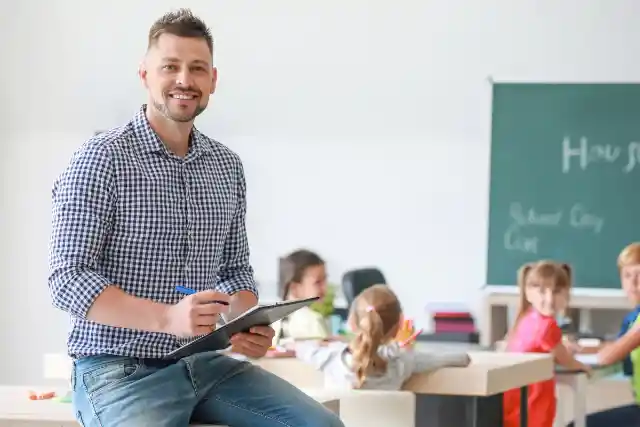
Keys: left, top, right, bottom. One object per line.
{"left": 68, "top": 269, "right": 111, "bottom": 318}
{"left": 219, "top": 270, "right": 259, "bottom": 300}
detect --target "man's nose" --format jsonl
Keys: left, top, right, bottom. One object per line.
{"left": 176, "top": 70, "right": 194, "bottom": 87}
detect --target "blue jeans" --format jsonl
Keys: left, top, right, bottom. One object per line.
{"left": 71, "top": 352, "right": 344, "bottom": 427}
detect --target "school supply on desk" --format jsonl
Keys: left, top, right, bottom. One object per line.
{"left": 163, "top": 296, "right": 320, "bottom": 360}
{"left": 27, "top": 390, "right": 56, "bottom": 400}
{"left": 53, "top": 392, "right": 72, "bottom": 403}
{"left": 432, "top": 311, "right": 476, "bottom": 333}
{"left": 394, "top": 319, "right": 422, "bottom": 348}
{"left": 424, "top": 302, "right": 479, "bottom": 344}
{"left": 427, "top": 303, "right": 477, "bottom": 332}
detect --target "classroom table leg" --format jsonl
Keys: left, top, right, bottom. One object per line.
{"left": 572, "top": 375, "right": 587, "bottom": 427}
{"left": 520, "top": 386, "right": 528, "bottom": 427}
{"left": 554, "top": 384, "right": 566, "bottom": 427}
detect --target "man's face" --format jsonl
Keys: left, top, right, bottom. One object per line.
{"left": 140, "top": 33, "right": 217, "bottom": 123}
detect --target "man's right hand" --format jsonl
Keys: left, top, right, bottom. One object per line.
{"left": 164, "top": 290, "right": 230, "bottom": 337}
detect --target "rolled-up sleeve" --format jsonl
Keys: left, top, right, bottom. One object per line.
{"left": 217, "top": 158, "right": 258, "bottom": 299}
{"left": 48, "top": 143, "right": 115, "bottom": 319}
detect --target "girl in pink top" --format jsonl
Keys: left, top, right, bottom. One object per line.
{"left": 503, "top": 261, "right": 591, "bottom": 427}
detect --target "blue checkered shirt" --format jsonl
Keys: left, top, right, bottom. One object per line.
{"left": 48, "top": 105, "right": 258, "bottom": 359}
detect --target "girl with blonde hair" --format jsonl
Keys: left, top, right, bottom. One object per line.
{"left": 503, "top": 261, "right": 590, "bottom": 427}
{"left": 291, "top": 284, "right": 470, "bottom": 390}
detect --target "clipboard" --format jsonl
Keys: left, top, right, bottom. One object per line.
{"left": 163, "top": 296, "right": 320, "bottom": 360}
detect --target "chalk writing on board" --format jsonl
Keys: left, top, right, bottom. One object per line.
{"left": 570, "top": 204, "right": 604, "bottom": 233}
{"left": 562, "top": 137, "right": 640, "bottom": 173}
{"left": 625, "top": 142, "right": 640, "bottom": 173}
{"left": 510, "top": 203, "right": 562, "bottom": 226}
{"left": 504, "top": 222, "right": 539, "bottom": 254}
{"left": 503, "top": 202, "right": 604, "bottom": 254}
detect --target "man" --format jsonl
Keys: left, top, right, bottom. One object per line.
{"left": 48, "top": 8, "right": 344, "bottom": 427}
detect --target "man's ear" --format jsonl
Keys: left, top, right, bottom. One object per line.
{"left": 139, "top": 62, "right": 148, "bottom": 89}
{"left": 210, "top": 67, "right": 218, "bottom": 94}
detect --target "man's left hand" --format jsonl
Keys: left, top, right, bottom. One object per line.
{"left": 230, "top": 326, "right": 275, "bottom": 358}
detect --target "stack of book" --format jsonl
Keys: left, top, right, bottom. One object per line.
{"left": 424, "top": 303, "right": 479, "bottom": 343}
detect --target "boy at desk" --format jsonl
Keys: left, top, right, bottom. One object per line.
{"left": 591, "top": 243, "right": 640, "bottom": 424}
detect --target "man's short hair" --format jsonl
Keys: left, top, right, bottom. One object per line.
{"left": 148, "top": 8, "right": 213, "bottom": 54}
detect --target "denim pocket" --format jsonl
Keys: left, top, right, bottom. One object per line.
{"left": 82, "top": 359, "right": 140, "bottom": 397}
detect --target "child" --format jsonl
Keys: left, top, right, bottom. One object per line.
{"left": 598, "top": 243, "right": 640, "bottom": 368}
{"left": 289, "top": 284, "right": 471, "bottom": 390}
{"left": 586, "top": 243, "right": 640, "bottom": 424}
{"left": 503, "top": 261, "right": 591, "bottom": 427}
{"left": 273, "top": 249, "right": 331, "bottom": 342}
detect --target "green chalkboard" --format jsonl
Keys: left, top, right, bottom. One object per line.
{"left": 487, "top": 83, "right": 640, "bottom": 288}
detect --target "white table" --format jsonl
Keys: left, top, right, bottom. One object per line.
{"left": 554, "top": 354, "right": 623, "bottom": 427}
{"left": 43, "top": 350, "right": 554, "bottom": 427}
{"left": 0, "top": 386, "right": 340, "bottom": 427}
{"left": 481, "top": 286, "right": 631, "bottom": 347}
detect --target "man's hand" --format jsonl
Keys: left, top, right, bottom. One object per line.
{"left": 230, "top": 326, "right": 275, "bottom": 358}
{"left": 164, "top": 290, "right": 230, "bottom": 337}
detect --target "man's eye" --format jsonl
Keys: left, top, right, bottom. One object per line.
{"left": 162, "top": 65, "right": 177, "bottom": 71}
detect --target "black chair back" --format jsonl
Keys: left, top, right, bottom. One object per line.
{"left": 341, "top": 267, "right": 387, "bottom": 308}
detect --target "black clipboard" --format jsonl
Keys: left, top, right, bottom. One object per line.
{"left": 163, "top": 296, "right": 320, "bottom": 360}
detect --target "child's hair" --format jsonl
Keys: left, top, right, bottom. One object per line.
{"left": 508, "top": 260, "right": 572, "bottom": 339}
{"left": 279, "top": 249, "right": 325, "bottom": 299}
{"left": 348, "top": 284, "right": 402, "bottom": 388}
{"left": 618, "top": 243, "right": 640, "bottom": 270}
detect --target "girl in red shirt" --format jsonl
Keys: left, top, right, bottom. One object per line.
{"left": 503, "top": 261, "right": 591, "bottom": 427}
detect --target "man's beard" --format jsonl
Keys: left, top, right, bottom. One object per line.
{"left": 152, "top": 97, "right": 207, "bottom": 123}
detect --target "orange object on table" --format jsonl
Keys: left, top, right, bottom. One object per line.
{"left": 395, "top": 318, "right": 420, "bottom": 348}
{"left": 27, "top": 390, "right": 56, "bottom": 400}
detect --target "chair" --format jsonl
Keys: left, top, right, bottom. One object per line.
{"left": 341, "top": 267, "right": 387, "bottom": 307}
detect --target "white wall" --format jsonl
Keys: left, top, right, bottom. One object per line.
{"left": 1, "top": 0, "right": 638, "bottom": 385}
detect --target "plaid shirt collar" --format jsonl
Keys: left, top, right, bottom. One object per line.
{"left": 131, "top": 104, "right": 214, "bottom": 158}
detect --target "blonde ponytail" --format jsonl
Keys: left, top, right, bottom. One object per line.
{"left": 560, "top": 263, "right": 572, "bottom": 285}
{"left": 350, "top": 308, "right": 388, "bottom": 388}
{"left": 558, "top": 262, "right": 573, "bottom": 318}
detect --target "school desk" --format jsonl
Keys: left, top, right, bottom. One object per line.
{"left": 555, "top": 354, "right": 626, "bottom": 427}
{"left": 42, "top": 347, "right": 551, "bottom": 427}
{"left": 256, "top": 348, "right": 552, "bottom": 427}
{"left": 0, "top": 386, "right": 341, "bottom": 427}
{"left": 482, "top": 286, "right": 631, "bottom": 347}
